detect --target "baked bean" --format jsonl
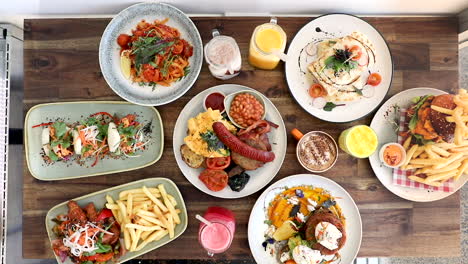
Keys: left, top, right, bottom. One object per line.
{"left": 229, "top": 93, "right": 265, "bottom": 127}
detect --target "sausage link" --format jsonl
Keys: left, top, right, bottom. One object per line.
{"left": 212, "top": 122, "right": 275, "bottom": 162}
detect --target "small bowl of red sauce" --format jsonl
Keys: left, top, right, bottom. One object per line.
{"left": 204, "top": 92, "right": 226, "bottom": 113}
{"left": 224, "top": 90, "right": 266, "bottom": 128}
{"left": 379, "top": 143, "right": 406, "bottom": 168}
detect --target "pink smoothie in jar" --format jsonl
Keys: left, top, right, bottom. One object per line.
{"left": 198, "top": 207, "right": 235, "bottom": 256}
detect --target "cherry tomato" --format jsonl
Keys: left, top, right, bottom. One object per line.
{"left": 284, "top": 260, "right": 297, "bottom": 264}
{"left": 117, "top": 34, "right": 131, "bottom": 48}
{"left": 199, "top": 169, "right": 228, "bottom": 192}
{"left": 206, "top": 156, "right": 231, "bottom": 170}
{"left": 308, "top": 83, "right": 327, "bottom": 98}
{"left": 348, "top": 45, "right": 362, "bottom": 60}
{"left": 142, "top": 64, "right": 161, "bottom": 82}
{"left": 96, "top": 208, "right": 113, "bottom": 222}
{"left": 367, "top": 73, "right": 382, "bottom": 86}
{"left": 182, "top": 39, "right": 194, "bottom": 57}
{"left": 172, "top": 39, "right": 184, "bottom": 55}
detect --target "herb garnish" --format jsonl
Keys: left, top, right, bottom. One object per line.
{"left": 323, "top": 102, "right": 345, "bottom": 111}
{"left": 324, "top": 48, "right": 358, "bottom": 73}
{"left": 200, "top": 131, "right": 228, "bottom": 155}
{"left": 131, "top": 37, "right": 174, "bottom": 71}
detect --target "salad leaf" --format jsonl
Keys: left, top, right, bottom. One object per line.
{"left": 118, "top": 124, "right": 138, "bottom": 138}
{"left": 408, "top": 95, "right": 432, "bottom": 130}
{"left": 133, "top": 39, "right": 174, "bottom": 70}
{"left": 413, "top": 134, "right": 434, "bottom": 146}
{"left": 48, "top": 150, "right": 59, "bottom": 161}
{"left": 53, "top": 122, "right": 67, "bottom": 139}
{"left": 323, "top": 102, "right": 345, "bottom": 111}
{"left": 264, "top": 220, "right": 272, "bottom": 225}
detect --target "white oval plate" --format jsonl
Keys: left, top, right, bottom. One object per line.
{"left": 173, "top": 84, "right": 287, "bottom": 199}
{"left": 369, "top": 87, "right": 468, "bottom": 202}
{"left": 99, "top": 2, "right": 203, "bottom": 106}
{"left": 285, "top": 13, "right": 393, "bottom": 123}
{"left": 248, "top": 174, "right": 362, "bottom": 264}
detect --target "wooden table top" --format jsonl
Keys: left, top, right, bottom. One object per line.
{"left": 23, "top": 16, "right": 461, "bottom": 260}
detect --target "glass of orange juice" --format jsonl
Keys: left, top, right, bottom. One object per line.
{"left": 248, "top": 17, "right": 287, "bottom": 70}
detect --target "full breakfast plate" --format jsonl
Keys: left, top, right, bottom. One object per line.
{"left": 99, "top": 2, "right": 203, "bottom": 106}
{"left": 46, "top": 177, "right": 187, "bottom": 264}
{"left": 173, "top": 84, "right": 287, "bottom": 199}
{"left": 369, "top": 88, "right": 468, "bottom": 202}
{"left": 248, "top": 174, "right": 362, "bottom": 264}
{"left": 285, "top": 13, "right": 393, "bottom": 123}
{"left": 24, "top": 101, "right": 163, "bottom": 180}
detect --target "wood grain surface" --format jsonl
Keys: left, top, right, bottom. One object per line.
{"left": 23, "top": 16, "right": 461, "bottom": 260}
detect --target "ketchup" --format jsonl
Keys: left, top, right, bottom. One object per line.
{"left": 205, "top": 92, "right": 225, "bottom": 112}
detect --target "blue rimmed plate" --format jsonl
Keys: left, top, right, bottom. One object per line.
{"left": 99, "top": 2, "right": 203, "bottom": 106}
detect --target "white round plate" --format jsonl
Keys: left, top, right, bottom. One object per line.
{"left": 248, "top": 174, "right": 362, "bottom": 264}
{"left": 369, "top": 87, "right": 468, "bottom": 202}
{"left": 99, "top": 2, "right": 203, "bottom": 106}
{"left": 173, "top": 84, "right": 287, "bottom": 199}
{"left": 285, "top": 13, "right": 393, "bottom": 123}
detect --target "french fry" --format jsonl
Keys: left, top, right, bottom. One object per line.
{"left": 143, "top": 186, "right": 168, "bottom": 212}
{"left": 403, "top": 136, "right": 412, "bottom": 150}
{"left": 153, "top": 203, "right": 170, "bottom": 231}
{"left": 401, "top": 145, "right": 418, "bottom": 167}
{"left": 167, "top": 194, "right": 177, "bottom": 207}
{"left": 431, "top": 105, "right": 454, "bottom": 115}
{"left": 124, "top": 228, "right": 131, "bottom": 250}
{"left": 408, "top": 175, "right": 442, "bottom": 187}
{"left": 454, "top": 160, "right": 468, "bottom": 181}
{"left": 424, "top": 145, "right": 440, "bottom": 159}
{"left": 167, "top": 213, "right": 174, "bottom": 238}
{"left": 105, "top": 194, "right": 115, "bottom": 204}
{"left": 409, "top": 158, "right": 446, "bottom": 165}
{"left": 119, "top": 188, "right": 160, "bottom": 199}
{"left": 446, "top": 116, "right": 468, "bottom": 122}
{"left": 127, "top": 193, "right": 133, "bottom": 217}
{"left": 424, "top": 170, "right": 458, "bottom": 182}
{"left": 401, "top": 164, "right": 426, "bottom": 170}
{"left": 431, "top": 145, "right": 451, "bottom": 157}
{"left": 131, "top": 229, "right": 143, "bottom": 251}
{"left": 433, "top": 153, "right": 464, "bottom": 169}
{"left": 158, "top": 184, "right": 180, "bottom": 224}
{"left": 422, "top": 161, "right": 460, "bottom": 174}
{"left": 419, "top": 153, "right": 429, "bottom": 159}
{"left": 106, "top": 203, "right": 120, "bottom": 210}
{"left": 126, "top": 223, "right": 162, "bottom": 232}
{"left": 135, "top": 230, "right": 169, "bottom": 251}
{"left": 140, "top": 230, "right": 153, "bottom": 240}
{"left": 413, "top": 147, "right": 425, "bottom": 158}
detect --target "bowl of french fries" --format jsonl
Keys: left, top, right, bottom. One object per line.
{"left": 45, "top": 178, "right": 188, "bottom": 264}
{"left": 400, "top": 89, "right": 468, "bottom": 187}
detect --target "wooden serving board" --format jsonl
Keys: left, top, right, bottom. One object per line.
{"left": 23, "top": 16, "right": 460, "bottom": 260}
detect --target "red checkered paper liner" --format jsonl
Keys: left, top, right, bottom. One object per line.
{"left": 392, "top": 108, "right": 453, "bottom": 192}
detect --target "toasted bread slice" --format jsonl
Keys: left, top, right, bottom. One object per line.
{"left": 180, "top": 144, "right": 204, "bottom": 168}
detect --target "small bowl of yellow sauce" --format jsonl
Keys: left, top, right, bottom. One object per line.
{"left": 248, "top": 17, "right": 287, "bottom": 70}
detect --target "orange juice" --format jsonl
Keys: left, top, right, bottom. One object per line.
{"left": 248, "top": 18, "right": 286, "bottom": 70}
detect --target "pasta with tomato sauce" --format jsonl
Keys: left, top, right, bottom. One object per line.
{"left": 117, "top": 19, "right": 194, "bottom": 88}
